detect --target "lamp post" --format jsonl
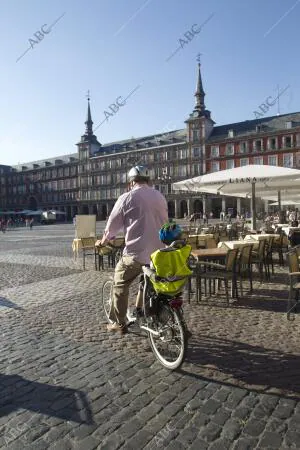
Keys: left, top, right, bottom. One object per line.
{"left": 158, "top": 170, "right": 174, "bottom": 217}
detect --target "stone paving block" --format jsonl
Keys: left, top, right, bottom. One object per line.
{"left": 211, "top": 408, "right": 231, "bottom": 426}
{"left": 232, "top": 437, "right": 259, "bottom": 450}
{"left": 176, "top": 424, "right": 199, "bottom": 445}
{"left": 43, "top": 423, "right": 70, "bottom": 442}
{"left": 114, "top": 417, "right": 143, "bottom": 440}
{"left": 164, "top": 439, "right": 187, "bottom": 450}
{"left": 273, "top": 400, "right": 297, "bottom": 420}
{"left": 287, "top": 413, "right": 300, "bottom": 430}
{"left": 69, "top": 423, "right": 98, "bottom": 440}
{"left": 212, "top": 388, "right": 231, "bottom": 403}
{"left": 188, "top": 438, "right": 209, "bottom": 450}
{"left": 73, "top": 435, "right": 99, "bottom": 450}
{"left": 258, "top": 431, "right": 283, "bottom": 448}
{"left": 137, "top": 402, "right": 163, "bottom": 422}
{"left": 225, "top": 389, "right": 248, "bottom": 409}
{"left": 221, "top": 417, "right": 243, "bottom": 441}
{"left": 191, "top": 412, "right": 210, "bottom": 428}
{"left": 208, "top": 437, "right": 232, "bottom": 450}
{"left": 231, "top": 406, "right": 252, "bottom": 421}
{"left": 198, "top": 422, "right": 222, "bottom": 442}
{"left": 145, "top": 412, "right": 175, "bottom": 435}
{"left": 243, "top": 418, "right": 267, "bottom": 437}
{"left": 121, "top": 429, "right": 153, "bottom": 450}
{"left": 283, "top": 429, "right": 300, "bottom": 448}
{"left": 201, "top": 399, "right": 221, "bottom": 415}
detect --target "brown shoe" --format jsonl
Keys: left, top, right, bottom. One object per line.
{"left": 107, "top": 322, "right": 128, "bottom": 334}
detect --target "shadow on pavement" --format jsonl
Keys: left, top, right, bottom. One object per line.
{"left": 0, "top": 297, "right": 23, "bottom": 310}
{"left": 185, "top": 335, "right": 300, "bottom": 398}
{"left": 0, "top": 374, "right": 94, "bottom": 424}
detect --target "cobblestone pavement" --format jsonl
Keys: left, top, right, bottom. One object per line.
{"left": 1, "top": 224, "right": 300, "bottom": 449}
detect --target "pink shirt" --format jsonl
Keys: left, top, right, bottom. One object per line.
{"left": 104, "top": 184, "right": 168, "bottom": 264}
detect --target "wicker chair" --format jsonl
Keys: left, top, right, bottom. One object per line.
{"left": 251, "top": 239, "right": 268, "bottom": 282}
{"left": 95, "top": 237, "right": 125, "bottom": 270}
{"left": 287, "top": 248, "right": 300, "bottom": 320}
{"left": 196, "top": 248, "right": 239, "bottom": 304}
{"left": 236, "top": 244, "right": 253, "bottom": 296}
{"left": 80, "top": 237, "right": 97, "bottom": 270}
{"left": 272, "top": 232, "right": 286, "bottom": 266}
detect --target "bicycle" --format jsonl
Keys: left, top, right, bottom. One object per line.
{"left": 102, "top": 242, "right": 191, "bottom": 370}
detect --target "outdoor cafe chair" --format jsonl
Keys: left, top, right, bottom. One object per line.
{"left": 236, "top": 244, "right": 253, "bottom": 296}
{"left": 287, "top": 248, "right": 300, "bottom": 320}
{"left": 186, "top": 235, "right": 199, "bottom": 250}
{"left": 265, "top": 237, "right": 275, "bottom": 279}
{"left": 288, "top": 230, "right": 300, "bottom": 248}
{"left": 205, "top": 237, "right": 217, "bottom": 249}
{"left": 251, "top": 239, "right": 268, "bottom": 282}
{"left": 95, "top": 237, "right": 125, "bottom": 270}
{"left": 272, "top": 232, "right": 286, "bottom": 266}
{"left": 196, "top": 248, "right": 239, "bottom": 304}
{"left": 80, "top": 237, "right": 97, "bottom": 270}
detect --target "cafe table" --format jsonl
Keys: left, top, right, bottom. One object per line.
{"left": 188, "top": 234, "right": 214, "bottom": 239}
{"left": 191, "top": 247, "right": 228, "bottom": 261}
{"left": 218, "top": 240, "right": 259, "bottom": 250}
{"left": 244, "top": 234, "right": 280, "bottom": 242}
{"left": 281, "top": 226, "right": 300, "bottom": 236}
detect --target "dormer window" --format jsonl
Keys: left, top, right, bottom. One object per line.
{"left": 228, "top": 129, "right": 234, "bottom": 138}
{"left": 285, "top": 121, "right": 293, "bottom": 129}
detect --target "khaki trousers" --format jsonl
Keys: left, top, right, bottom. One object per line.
{"left": 109, "top": 256, "right": 143, "bottom": 324}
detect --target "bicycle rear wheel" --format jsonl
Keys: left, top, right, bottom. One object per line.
{"left": 148, "top": 304, "right": 187, "bottom": 370}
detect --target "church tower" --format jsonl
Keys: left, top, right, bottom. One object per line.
{"left": 185, "top": 58, "right": 215, "bottom": 175}
{"left": 76, "top": 93, "right": 102, "bottom": 161}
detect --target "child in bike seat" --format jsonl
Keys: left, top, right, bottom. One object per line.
{"left": 148, "top": 221, "right": 193, "bottom": 296}
{"left": 133, "top": 222, "right": 193, "bottom": 317}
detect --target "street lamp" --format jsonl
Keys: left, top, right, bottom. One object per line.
{"left": 158, "top": 169, "right": 172, "bottom": 183}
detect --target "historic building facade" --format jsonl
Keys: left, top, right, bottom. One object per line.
{"left": 1, "top": 63, "right": 300, "bottom": 219}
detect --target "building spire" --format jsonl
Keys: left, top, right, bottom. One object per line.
{"left": 85, "top": 90, "right": 93, "bottom": 135}
{"left": 78, "top": 90, "right": 102, "bottom": 150}
{"left": 195, "top": 54, "right": 205, "bottom": 113}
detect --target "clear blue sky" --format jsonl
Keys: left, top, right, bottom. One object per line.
{"left": 0, "top": 0, "right": 298, "bottom": 165}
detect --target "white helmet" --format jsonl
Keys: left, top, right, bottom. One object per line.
{"left": 128, "top": 165, "right": 150, "bottom": 182}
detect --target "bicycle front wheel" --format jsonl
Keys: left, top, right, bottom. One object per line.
{"left": 102, "top": 279, "right": 114, "bottom": 323}
{"left": 149, "top": 304, "right": 187, "bottom": 370}
{"left": 101, "top": 279, "right": 136, "bottom": 324}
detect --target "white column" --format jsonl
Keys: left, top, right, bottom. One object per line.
{"left": 222, "top": 197, "right": 226, "bottom": 213}
{"left": 175, "top": 199, "right": 179, "bottom": 219}
{"left": 187, "top": 198, "right": 192, "bottom": 217}
{"left": 202, "top": 196, "right": 206, "bottom": 213}
{"left": 236, "top": 198, "right": 241, "bottom": 214}
{"left": 264, "top": 200, "right": 269, "bottom": 213}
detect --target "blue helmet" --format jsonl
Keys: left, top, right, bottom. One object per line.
{"left": 159, "top": 222, "right": 182, "bottom": 244}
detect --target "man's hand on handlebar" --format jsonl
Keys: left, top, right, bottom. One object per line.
{"left": 95, "top": 236, "right": 107, "bottom": 247}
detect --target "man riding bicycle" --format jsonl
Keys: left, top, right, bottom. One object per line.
{"left": 96, "top": 165, "right": 168, "bottom": 334}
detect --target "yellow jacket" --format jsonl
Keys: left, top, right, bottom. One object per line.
{"left": 150, "top": 244, "right": 193, "bottom": 295}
